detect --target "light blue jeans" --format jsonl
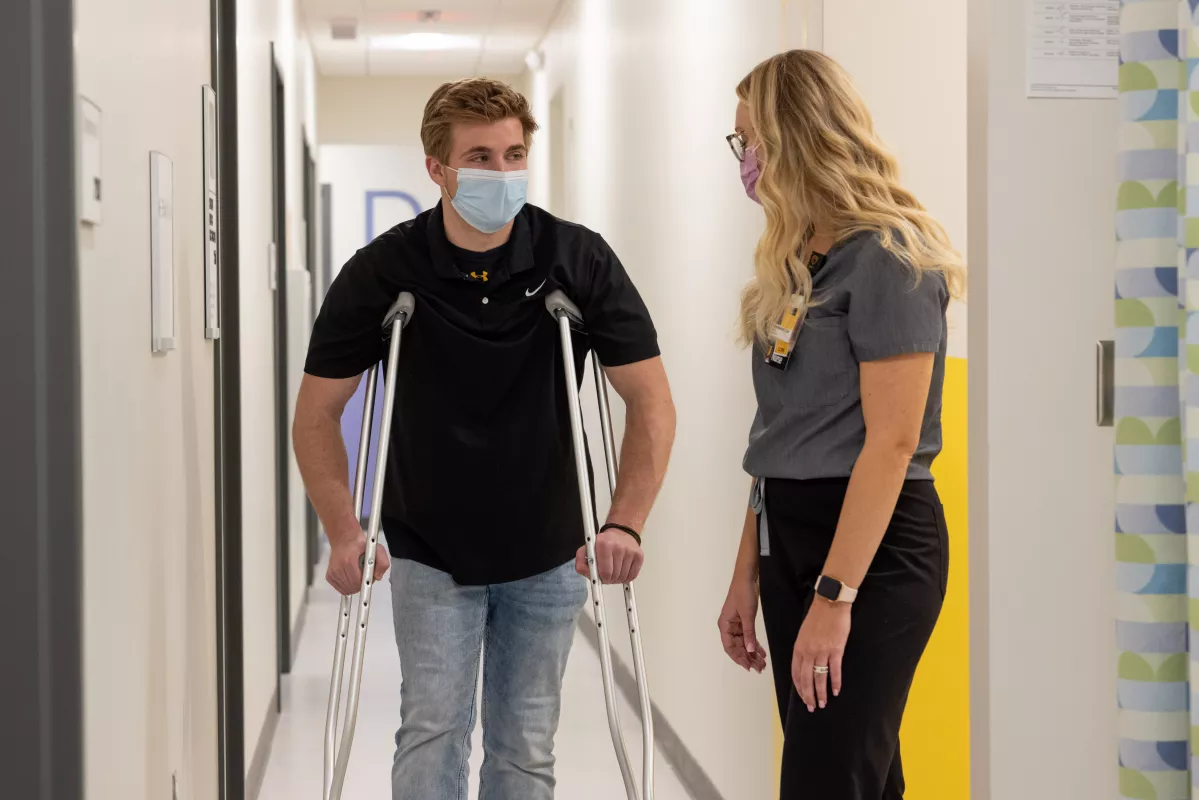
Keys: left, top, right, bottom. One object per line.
{"left": 389, "top": 558, "right": 587, "bottom": 800}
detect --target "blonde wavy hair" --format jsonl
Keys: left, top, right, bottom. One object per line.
{"left": 737, "top": 50, "right": 965, "bottom": 347}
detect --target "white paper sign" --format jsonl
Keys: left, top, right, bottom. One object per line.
{"left": 150, "top": 151, "right": 176, "bottom": 354}
{"left": 1027, "top": 0, "right": 1120, "bottom": 99}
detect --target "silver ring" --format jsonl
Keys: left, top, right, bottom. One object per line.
{"left": 813, "top": 665, "right": 830, "bottom": 674}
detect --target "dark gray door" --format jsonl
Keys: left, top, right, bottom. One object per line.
{"left": 0, "top": 0, "right": 84, "bottom": 798}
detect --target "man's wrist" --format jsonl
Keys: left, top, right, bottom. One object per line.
{"left": 600, "top": 522, "right": 642, "bottom": 546}
{"left": 604, "top": 509, "right": 646, "bottom": 533}
{"left": 326, "top": 517, "right": 364, "bottom": 546}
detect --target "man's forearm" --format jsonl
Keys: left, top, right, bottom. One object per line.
{"left": 605, "top": 397, "right": 676, "bottom": 534}
{"left": 293, "top": 413, "right": 362, "bottom": 545}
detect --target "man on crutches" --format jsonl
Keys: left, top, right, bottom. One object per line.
{"left": 293, "top": 77, "right": 676, "bottom": 800}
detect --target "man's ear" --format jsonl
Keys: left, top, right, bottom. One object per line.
{"left": 426, "top": 155, "right": 448, "bottom": 187}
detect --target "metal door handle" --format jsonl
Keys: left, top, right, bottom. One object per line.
{"left": 1097, "top": 340, "right": 1114, "bottom": 427}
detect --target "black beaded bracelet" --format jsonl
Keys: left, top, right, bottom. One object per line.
{"left": 600, "top": 523, "right": 642, "bottom": 546}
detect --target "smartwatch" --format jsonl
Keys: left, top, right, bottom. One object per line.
{"left": 815, "top": 575, "right": 858, "bottom": 604}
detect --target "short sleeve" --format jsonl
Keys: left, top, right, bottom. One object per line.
{"left": 581, "top": 237, "right": 661, "bottom": 367}
{"left": 304, "top": 246, "right": 393, "bottom": 379}
{"left": 846, "top": 243, "right": 946, "bottom": 362}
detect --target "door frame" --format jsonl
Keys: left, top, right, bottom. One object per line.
{"left": 212, "top": 0, "right": 246, "bottom": 795}
{"left": 302, "top": 132, "right": 319, "bottom": 588}
{"left": 2, "top": 0, "right": 84, "bottom": 796}
{"left": 269, "top": 45, "right": 291, "bottom": 693}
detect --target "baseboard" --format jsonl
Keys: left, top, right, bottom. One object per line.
{"left": 246, "top": 688, "right": 280, "bottom": 800}
{"left": 291, "top": 590, "right": 309, "bottom": 666}
{"left": 576, "top": 616, "right": 726, "bottom": 800}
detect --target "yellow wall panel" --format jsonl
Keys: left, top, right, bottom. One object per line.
{"left": 902, "top": 355, "right": 971, "bottom": 798}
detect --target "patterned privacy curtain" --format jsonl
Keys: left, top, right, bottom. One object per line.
{"left": 1119, "top": 3, "right": 1196, "bottom": 798}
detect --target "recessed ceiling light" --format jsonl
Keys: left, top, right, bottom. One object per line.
{"left": 524, "top": 50, "right": 544, "bottom": 71}
{"left": 369, "top": 32, "right": 480, "bottom": 52}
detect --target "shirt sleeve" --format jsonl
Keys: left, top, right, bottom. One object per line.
{"left": 845, "top": 241, "right": 947, "bottom": 362}
{"left": 580, "top": 236, "right": 661, "bottom": 367}
{"left": 304, "top": 245, "right": 394, "bottom": 379}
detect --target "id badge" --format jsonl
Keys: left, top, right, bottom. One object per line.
{"left": 765, "top": 297, "right": 803, "bottom": 371}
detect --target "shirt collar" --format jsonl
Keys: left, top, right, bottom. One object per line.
{"left": 427, "top": 202, "right": 537, "bottom": 280}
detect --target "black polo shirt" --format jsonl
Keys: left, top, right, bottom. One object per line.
{"left": 304, "top": 203, "right": 660, "bottom": 585}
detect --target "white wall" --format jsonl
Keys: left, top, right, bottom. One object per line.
{"left": 530, "top": 2, "right": 810, "bottom": 796}
{"left": 318, "top": 75, "right": 487, "bottom": 146}
{"left": 75, "top": 0, "right": 218, "bottom": 797}
{"left": 823, "top": 1, "right": 968, "bottom": 357}
{"left": 236, "top": 0, "right": 320, "bottom": 772}
{"left": 969, "top": 0, "right": 1118, "bottom": 796}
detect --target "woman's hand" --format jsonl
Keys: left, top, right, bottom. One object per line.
{"left": 792, "top": 599, "right": 851, "bottom": 711}
{"left": 718, "top": 575, "right": 768, "bottom": 673}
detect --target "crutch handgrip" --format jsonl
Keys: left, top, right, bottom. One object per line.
{"left": 545, "top": 290, "right": 583, "bottom": 326}
{"left": 384, "top": 291, "right": 417, "bottom": 330}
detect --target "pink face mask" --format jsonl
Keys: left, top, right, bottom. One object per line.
{"left": 740, "top": 145, "right": 762, "bottom": 204}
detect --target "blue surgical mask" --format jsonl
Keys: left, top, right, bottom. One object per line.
{"left": 444, "top": 167, "right": 528, "bottom": 234}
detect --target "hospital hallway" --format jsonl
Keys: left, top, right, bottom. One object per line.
{"left": 258, "top": 556, "right": 692, "bottom": 799}
{"left": 6, "top": 0, "right": 1139, "bottom": 799}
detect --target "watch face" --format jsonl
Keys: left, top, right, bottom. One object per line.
{"left": 816, "top": 576, "right": 841, "bottom": 601}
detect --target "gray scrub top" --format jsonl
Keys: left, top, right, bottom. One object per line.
{"left": 743, "top": 231, "right": 948, "bottom": 483}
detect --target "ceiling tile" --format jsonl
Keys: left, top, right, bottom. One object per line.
{"left": 305, "top": 0, "right": 558, "bottom": 78}
{"left": 316, "top": 48, "right": 370, "bottom": 77}
{"left": 476, "top": 53, "right": 527, "bottom": 76}
{"left": 360, "top": 0, "right": 499, "bottom": 13}
{"left": 366, "top": 49, "right": 479, "bottom": 77}
{"left": 493, "top": 0, "right": 559, "bottom": 11}
{"left": 300, "top": 0, "right": 365, "bottom": 16}
{"left": 481, "top": 29, "right": 543, "bottom": 54}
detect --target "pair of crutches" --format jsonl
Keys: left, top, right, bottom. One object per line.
{"left": 323, "top": 290, "right": 654, "bottom": 800}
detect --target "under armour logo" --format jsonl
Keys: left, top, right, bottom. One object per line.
{"left": 469, "top": 271, "right": 489, "bottom": 283}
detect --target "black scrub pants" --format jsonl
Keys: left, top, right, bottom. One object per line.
{"left": 758, "top": 478, "right": 948, "bottom": 800}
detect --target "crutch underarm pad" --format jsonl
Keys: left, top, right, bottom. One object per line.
{"left": 544, "top": 289, "right": 583, "bottom": 326}
{"left": 383, "top": 292, "right": 416, "bottom": 330}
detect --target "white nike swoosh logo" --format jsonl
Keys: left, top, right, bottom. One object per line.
{"left": 526, "top": 279, "right": 547, "bottom": 297}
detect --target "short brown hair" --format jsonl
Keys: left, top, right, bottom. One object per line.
{"left": 421, "top": 78, "right": 538, "bottom": 163}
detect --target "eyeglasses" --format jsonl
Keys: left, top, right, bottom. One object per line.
{"left": 727, "top": 132, "right": 748, "bottom": 162}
